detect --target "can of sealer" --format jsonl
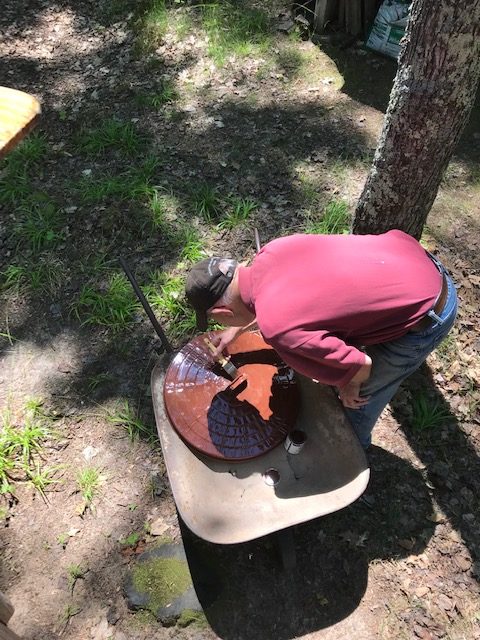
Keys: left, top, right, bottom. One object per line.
{"left": 284, "top": 429, "right": 307, "bottom": 455}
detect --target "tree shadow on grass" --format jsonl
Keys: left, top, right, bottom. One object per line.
{"left": 179, "top": 447, "right": 434, "bottom": 639}
{"left": 390, "top": 365, "right": 480, "bottom": 580}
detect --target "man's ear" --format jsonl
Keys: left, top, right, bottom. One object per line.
{"left": 209, "top": 306, "right": 234, "bottom": 319}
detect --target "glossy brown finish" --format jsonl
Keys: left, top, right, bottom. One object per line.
{"left": 163, "top": 332, "right": 300, "bottom": 461}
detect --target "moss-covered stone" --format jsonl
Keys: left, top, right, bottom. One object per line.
{"left": 177, "top": 609, "right": 209, "bottom": 629}
{"left": 132, "top": 556, "right": 192, "bottom": 614}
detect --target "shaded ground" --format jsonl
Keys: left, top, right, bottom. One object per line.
{"left": 0, "top": 1, "right": 479, "bottom": 639}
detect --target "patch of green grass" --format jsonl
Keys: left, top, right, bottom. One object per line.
{"left": 76, "top": 467, "right": 102, "bottom": 505}
{"left": 136, "top": 0, "right": 169, "bottom": 51}
{"left": 120, "top": 531, "right": 141, "bottom": 546}
{"left": 57, "top": 532, "right": 69, "bottom": 548}
{"left": 410, "top": 391, "right": 452, "bottom": 434}
{"left": 0, "top": 134, "right": 47, "bottom": 205}
{"left": 178, "top": 226, "right": 205, "bottom": 263}
{"left": 148, "top": 189, "right": 179, "bottom": 228}
{"left": 218, "top": 197, "right": 258, "bottom": 230}
{"left": 200, "top": 1, "right": 271, "bottom": 66}
{"left": 7, "top": 133, "right": 48, "bottom": 168}
{"left": 30, "top": 257, "right": 65, "bottom": 296}
{"left": 76, "top": 118, "right": 145, "bottom": 156}
{"left": 189, "top": 182, "right": 221, "bottom": 222}
{"left": 87, "top": 372, "right": 116, "bottom": 392}
{"left": 14, "top": 197, "right": 64, "bottom": 251}
{"left": 107, "top": 400, "right": 156, "bottom": 443}
{"left": 59, "top": 603, "right": 82, "bottom": 628}
{"left": 143, "top": 270, "right": 196, "bottom": 339}
{"left": 1, "top": 264, "right": 27, "bottom": 292}
{"left": 275, "top": 47, "right": 306, "bottom": 78}
{"left": 3, "top": 258, "right": 65, "bottom": 297}
{"left": 0, "top": 401, "right": 54, "bottom": 496}
{"left": 67, "top": 563, "right": 87, "bottom": 593}
{"left": 0, "top": 506, "right": 10, "bottom": 523}
{"left": 73, "top": 272, "right": 140, "bottom": 332}
{"left": 0, "top": 167, "right": 30, "bottom": 205}
{"left": 304, "top": 200, "right": 351, "bottom": 235}
{"left": 27, "top": 462, "right": 61, "bottom": 501}
{"left": 135, "top": 80, "right": 179, "bottom": 110}
{"left": 434, "top": 332, "right": 457, "bottom": 364}
{"left": 79, "top": 157, "right": 159, "bottom": 203}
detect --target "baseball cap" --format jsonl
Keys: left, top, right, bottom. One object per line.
{"left": 185, "top": 257, "right": 237, "bottom": 331}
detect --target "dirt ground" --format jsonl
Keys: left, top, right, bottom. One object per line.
{"left": 1, "top": 1, "right": 479, "bottom": 639}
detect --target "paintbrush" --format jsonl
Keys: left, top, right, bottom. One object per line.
{"left": 203, "top": 336, "right": 240, "bottom": 380}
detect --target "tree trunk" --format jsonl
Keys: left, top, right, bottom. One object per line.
{"left": 353, "top": 0, "right": 480, "bottom": 239}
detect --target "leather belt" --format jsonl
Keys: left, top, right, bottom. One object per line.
{"left": 410, "top": 272, "right": 448, "bottom": 332}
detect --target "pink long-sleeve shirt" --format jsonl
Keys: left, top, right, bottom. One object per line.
{"left": 237, "top": 231, "right": 442, "bottom": 387}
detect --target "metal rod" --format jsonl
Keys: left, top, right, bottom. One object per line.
{"left": 119, "top": 257, "right": 174, "bottom": 354}
{"left": 254, "top": 228, "right": 261, "bottom": 253}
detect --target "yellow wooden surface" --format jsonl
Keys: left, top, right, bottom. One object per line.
{"left": 0, "top": 86, "right": 41, "bottom": 157}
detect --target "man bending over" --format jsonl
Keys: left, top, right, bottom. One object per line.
{"left": 185, "top": 230, "right": 457, "bottom": 450}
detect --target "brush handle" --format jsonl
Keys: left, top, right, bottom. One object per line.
{"left": 204, "top": 337, "right": 228, "bottom": 365}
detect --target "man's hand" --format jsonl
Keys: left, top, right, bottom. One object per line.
{"left": 210, "top": 319, "right": 259, "bottom": 357}
{"left": 337, "top": 354, "right": 372, "bottom": 409}
{"left": 210, "top": 326, "right": 243, "bottom": 357}
{"left": 338, "top": 381, "right": 370, "bottom": 409}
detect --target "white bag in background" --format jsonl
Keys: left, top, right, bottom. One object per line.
{"left": 366, "top": 1, "right": 411, "bottom": 60}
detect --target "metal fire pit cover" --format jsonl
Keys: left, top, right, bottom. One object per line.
{"left": 163, "top": 332, "right": 300, "bottom": 461}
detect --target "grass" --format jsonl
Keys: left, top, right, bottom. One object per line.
{"left": 27, "top": 462, "right": 61, "bottom": 501}
{"left": 136, "top": 0, "right": 169, "bottom": 51}
{"left": 14, "top": 197, "right": 64, "bottom": 251}
{"left": 410, "top": 391, "right": 452, "bottom": 434}
{"left": 2, "top": 258, "right": 66, "bottom": 297}
{"left": 57, "top": 532, "right": 69, "bottom": 548}
{"left": 76, "top": 467, "right": 102, "bottom": 506}
{"left": 136, "top": 1, "right": 271, "bottom": 63}
{"left": 135, "top": 80, "right": 179, "bottom": 110}
{"left": 107, "top": 400, "right": 156, "bottom": 443}
{"left": 59, "top": 604, "right": 82, "bottom": 628}
{"left": 275, "top": 47, "right": 307, "bottom": 78}
{"left": 0, "top": 401, "right": 54, "bottom": 497}
{"left": 434, "top": 332, "right": 457, "bottom": 364}
{"left": 75, "top": 118, "right": 145, "bottom": 156}
{"left": 87, "top": 372, "right": 116, "bottom": 392}
{"left": 200, "top": 1, "right": 271, "bottom": 66}
{"left": 0, "top": 134, "right": 47, "bottom": 205}
{"left": 304, "top": 200, "right": 351, "bottom": 235}
{"left": 143, "top": 270, "right": 196, "bottom": 339}
{"left": 78, "top": 157, "right": 158, "bottom": 203}
{"left": 67, "top": 563, "right": 87, "bottom": 593}
{"left": 120, "top": 531, "right": 141, "bottom": 546}
{"left": 189, "top": 182, "right": 222, "bottom": 222}
{"left": 217, "top": 197, "right": 258, "bottom": 230}
{"left": 148, "top": 189, "right": 179, "bottom": 228}
{"left": 73, "top": 272, "right": 140, "bottom": 332}
{"left": 178, "top": 226, "right": 205, "bottom": 263}
{"left": 7, "top": 133, "right": 48, "bottom": 168}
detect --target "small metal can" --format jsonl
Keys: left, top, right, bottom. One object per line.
{"left": 284, "top": 430, "right": 307, "bottom": 455}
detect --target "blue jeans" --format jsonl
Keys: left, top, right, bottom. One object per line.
{"left": 345, "top": 269, "right": 458, "bottom": 449}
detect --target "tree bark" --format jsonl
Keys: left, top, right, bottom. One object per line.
{"left": 353, "top": 0, "right": 480, "bottom": 239}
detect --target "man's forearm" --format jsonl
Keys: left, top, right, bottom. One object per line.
{"left": 349, "top": 355, "right": 372, "bottom": 385}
